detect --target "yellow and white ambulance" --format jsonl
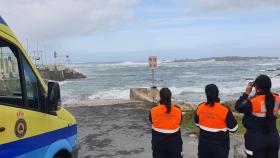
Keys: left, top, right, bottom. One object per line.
{"left": 0, "top": 17, "right": 78, "bottom": 158}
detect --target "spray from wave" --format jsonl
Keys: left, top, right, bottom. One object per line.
{"left": 88, "top": 89, "right": 130, "bottom": 100}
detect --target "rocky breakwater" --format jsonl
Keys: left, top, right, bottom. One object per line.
{"left": 0, "top": 78, "right": 21, "bottom": 96}
{"left": 62, "top": 68, "right": 86, "bottom": 80}
{"left": 38, "top": 65, "right": 86, "bottom": 82}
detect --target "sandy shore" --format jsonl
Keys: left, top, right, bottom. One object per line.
{"left": 66, "top": 101, "right": 248, "bottom": 158}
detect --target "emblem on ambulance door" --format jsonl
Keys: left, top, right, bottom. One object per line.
{"left": 15, "top": 111, "right": 27, "bottom": 138}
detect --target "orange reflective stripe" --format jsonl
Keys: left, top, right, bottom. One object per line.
{"left": 196, "top": 102, "right": 229, "bottom": 131}
{"left": 151, "top": 105, "right": 181, "bottom": 132}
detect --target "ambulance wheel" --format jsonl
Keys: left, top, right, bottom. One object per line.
{"left": 54, "top": 149, "right": 71, "bottom": 158}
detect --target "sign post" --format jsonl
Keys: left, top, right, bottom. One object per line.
{"left": 148, "top": 56, "right": 157, "bottom": 87}
{"left": 148, "top": 56, "right": 158, "bottom": 103}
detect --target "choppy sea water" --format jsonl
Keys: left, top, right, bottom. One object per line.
{"left": 60, "top": 59, "right": 280, "bottom": 105}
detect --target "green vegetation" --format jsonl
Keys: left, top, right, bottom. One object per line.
{"left": 181, "top": 110, "right": 199, "bottom": 135}
{"left": 234, "top": 114, "right": 246, "bottom": 134}
{"left": 181, "top": 110, "right": 280, "bottom": 135}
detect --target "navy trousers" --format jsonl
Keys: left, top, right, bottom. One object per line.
{"left": 245, "top": 131, "right": 279, "bottom": 158}
{"left": 152, "top": 138, "right": 183, "bottom": 158}
{"left": 198, "top": 142, "right": 229, "bottom": 158}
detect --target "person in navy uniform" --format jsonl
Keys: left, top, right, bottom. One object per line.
{"left": 194, "top": 84, "right": 238, "bottom": 158}
{"left": 235, "top": 74, "right": 280, "bottom": 158}
{"left": 149, "top": 88, "right": 183, "bottom": 158}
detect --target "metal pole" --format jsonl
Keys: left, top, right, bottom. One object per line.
{"left": 151, "top": 68, "right": 157, "bottom": 103}
{"left": 152, "top": 69, "right": 155, "bottom": 87}
{"left": 36, "top": 41, "right": 39, "bottom": 56}
{"left": 0, "top": 47, "right": 3, "bottom": 73}
{"left": 41, "top": 48, "right": 43, "bottom": 65}
{"left": 33, "top": 51, "right": 36, "bottom": 66}
{"left": 44, "top": 48, "right": 47, "bottom": 65}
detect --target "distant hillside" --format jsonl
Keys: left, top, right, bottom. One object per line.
{"left": 174, "top": 56, "right": 279, "bottom": 62}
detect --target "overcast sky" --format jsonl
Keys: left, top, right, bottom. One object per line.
{"left": 1, "top": 0, "right": 280, "bottom": 62}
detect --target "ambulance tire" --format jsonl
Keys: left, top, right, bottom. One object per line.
{"left": 53, "top": 149, "right": 71, "bottom": 158}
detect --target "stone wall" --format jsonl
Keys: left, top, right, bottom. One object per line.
{"left": 0, "top": 79, "right": 21, "bottom": 96}
{"left": 39, "top": 70, "right": 65, "bottom": 81}
{"left": 38, "top": 66, "right": 86, "bottom": 81}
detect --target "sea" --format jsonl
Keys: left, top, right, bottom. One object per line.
{"left": 60, "top": 59, "right": 280, "bottom": 105}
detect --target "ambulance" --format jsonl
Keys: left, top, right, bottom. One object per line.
{"left": 0, "top": 17, "right": 78, "bottom": 158}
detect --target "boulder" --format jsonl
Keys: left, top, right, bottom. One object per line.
{"left": 222, "top": 100, "right": 236, "bottom": 112}
{"left": 38, "top": 66, "right": 86, "bottom": 81}
{"left": 63, "top": 68, "right": 86, "bottom": 80}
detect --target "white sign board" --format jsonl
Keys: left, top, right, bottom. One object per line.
{"left": 148, "top": 56, "right": 157, "bottom": 69}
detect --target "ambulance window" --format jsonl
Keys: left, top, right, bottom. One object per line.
{"left": 0, "top": 42, "right": 22, "bottom": 106}
{"left": 22, "top": 58, "right": 40, "bottom": 109}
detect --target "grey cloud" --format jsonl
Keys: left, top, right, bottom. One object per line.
{"left": 179, "top": 0, "right": 280, "bottom": 11}
{"left": 0, "top": 0, "right": 139, "bottom": 40}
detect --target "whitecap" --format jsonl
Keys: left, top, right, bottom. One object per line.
{"left": 169, "top": 84, "right": 245, "bottom": 97}
{"left": 88, "top": 89, "right": 130, "bottom": 100}
{"left": 272, "top": 77, "right": 280, "bottom": 89}
{"left": 58, "top": 81, "right": 69, "bottom": 86}
{"left": 169, "top": 86, "right": 204, "bottom": 96}
{"left": 94, "top": 61, "right": 149, "bottom": 68}
{"left": 257, "top": 63, "right": 279, "bottom": 66}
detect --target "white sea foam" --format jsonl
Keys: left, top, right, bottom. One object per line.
{"left": 169, "top": 84, "right": 245, "bottom": 96}
{"left": 162, "top": 60, "right": 174, "bottom": 63}
{"left": 257, "top": 63, "right": 279, "bottom": 66}
{"left": 219, "top": 86, "right": 244, "bottom": 95}
{"left": 176, "top": 71, "right": 199, "bottom": 78}
{"left": 118, "top": 61, "right": 147, "bottom": 66}
{"left": 88, "top": 89, "right": 130, "bottom": 100}
{"left": 93, "top": 61, "right": 148, "bottom": 68}
{"left": 272, "top": 77, "right": 280, "bottom": 89}
{"left": 58, "top": 81, "right": 70, "bottom": 86}
{"left": 163, "top": 59, "right": 216, "bottom": 68}
{"left": 169, "top": 86, "right": 204, "bottom": 95}
{"left": 88, "top": 85, "right": 242, "bottom": 101}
